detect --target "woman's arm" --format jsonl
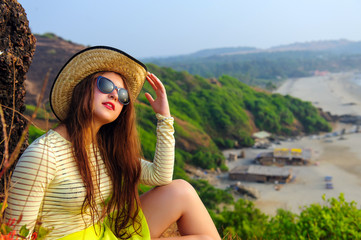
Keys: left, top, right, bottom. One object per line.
{"left": 4, "top": 137, "right": 56, "bottom": 236}
{"left": 140, "top": 73, "right": 175, "bottom": 186}
{"left": 140, "top": 114, "right": 175, "bottom": 186}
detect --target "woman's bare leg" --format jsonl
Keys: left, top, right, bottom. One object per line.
{"left": 140, "top": 179, "right": 221, "bottom": 240}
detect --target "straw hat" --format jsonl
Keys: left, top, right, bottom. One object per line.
{"left": 50, "top": 46, "right": 147, "bottom": 121}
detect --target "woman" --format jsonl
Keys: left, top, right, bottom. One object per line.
{"left": 5, "top": 46, "right": 220, "bottom": 240}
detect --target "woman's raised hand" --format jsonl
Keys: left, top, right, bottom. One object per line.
{"left": 145, "top": 73, "right": 171, "bottom": 117}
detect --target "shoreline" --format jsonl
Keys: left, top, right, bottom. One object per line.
{"left": 276, "top": 71, "right": 361, "bottom": 116}
{"left": 218, "top": 72, "right": 361, "bottom": 216}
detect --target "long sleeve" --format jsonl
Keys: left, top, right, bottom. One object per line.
{"left": 140, "top": 113, "right": 175, "bottom": 186}
{"left": 5, "top": 136, "right": 56, "bottom": 236}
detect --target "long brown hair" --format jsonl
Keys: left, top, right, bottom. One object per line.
{"left": 63, "top": 72, "right": 142, "bottom": 239}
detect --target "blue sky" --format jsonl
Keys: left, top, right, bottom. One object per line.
{"left": 18, "top": 0, "right": 361, "bottom": 58}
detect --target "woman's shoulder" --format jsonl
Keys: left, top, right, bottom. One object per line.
{"left": 31, "top": 129, "right": 69, "bottom": 145}
{"left": 17, "top": 129, "right": 71, "bottom": 169}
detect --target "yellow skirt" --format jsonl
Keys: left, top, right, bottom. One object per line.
{"left": 58, "top": 210, "right": 150, "bottom": 240}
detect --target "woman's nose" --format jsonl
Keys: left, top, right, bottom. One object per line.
{"left": 108, "top": 89, "right": 118, "bottom": 101}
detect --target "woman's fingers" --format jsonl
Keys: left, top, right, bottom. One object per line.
{"left": 145, "top": 73, "right": 171, "bottom": 117}
{"left": 145, "top": 92, "right": 154, "bottom": 104}
{"left": 147, "top": 73, "right": 166, "bottom": 94}
{"left": 146, "top": 73, "right": 157, "bottom": 91}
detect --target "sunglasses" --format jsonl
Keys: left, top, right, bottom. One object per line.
{"left": 96, "top": 76, "right": 130, "bottom": 105}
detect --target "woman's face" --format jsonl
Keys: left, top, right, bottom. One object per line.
{"left": 92, "top": 72, "right": 126, "bottom": 128}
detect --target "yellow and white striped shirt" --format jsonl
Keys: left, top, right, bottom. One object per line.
{"left": 5, "top": 114, "right": 175, "bottom": 239}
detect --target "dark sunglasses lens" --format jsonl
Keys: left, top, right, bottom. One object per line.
{"left": 98, "top": 77, "right": 114, "bottom": 93}
{"left": 118, "top": 88, "right": 129, "bottom": 105}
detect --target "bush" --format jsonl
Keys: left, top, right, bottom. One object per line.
{"left": 190, "top": 179, "right": 233, "bottom": 211}
{"left": 190, "top": 149, "right": 225, "bottom": 170}
{"left": 295, "top": 193, "right": 361, "bottom": 239}
{"left": 214, "top": 193, "right": 361, "bottom": 239}
{"left": 214, "top": 198, "right": 269, "bottom": 239}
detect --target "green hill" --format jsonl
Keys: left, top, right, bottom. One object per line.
{"left": 135, "top": 64, "right": 331, "bottom": 177}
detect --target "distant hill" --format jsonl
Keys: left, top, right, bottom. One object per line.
{"left": 25, "top": 33, "right": 85, "bottom": 105}
{"left": 269, "top": 39, "right": 361, "bottom": 54}
{"left": 145, "top": 39, "right": 361, "bottom": 59}
{"left": 182, "top": 47, "right": 258, "bottom": 58}
{"left": 143, "top": 39, "right": 361, "bottom": 87}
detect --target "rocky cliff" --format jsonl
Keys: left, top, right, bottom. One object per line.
{"left": 0, "top": 0, "right": 36, "bottom": 189}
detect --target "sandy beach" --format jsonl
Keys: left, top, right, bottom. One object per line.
{"left": 217, "top": 72, "right": 361, "bottom": 216}
{"left": 276, "top": 72, "right": 361, "bottom": 116}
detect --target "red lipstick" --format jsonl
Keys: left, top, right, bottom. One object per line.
{"left": 102, "top": 102, "right": 115, "bottom": 110}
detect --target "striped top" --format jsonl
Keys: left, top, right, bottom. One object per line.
{"left": 5, "top": 114, "right": 175, "bottom": 239}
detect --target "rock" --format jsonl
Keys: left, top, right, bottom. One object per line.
{"left": 230, "top": 181, "right": 260, "bottom": 199}
{"left": 0, "top": 0, "right": 36, "bottom": 191}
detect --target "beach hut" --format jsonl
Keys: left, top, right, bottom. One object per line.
{"left": 255, "top": 148, "right": 311, "bottom": 166}
{"left": 229, "top": 165, "right": 293, "bottom": 183}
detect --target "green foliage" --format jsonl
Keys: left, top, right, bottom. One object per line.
{"left": 0, "top": 222, "right": 12, "bottom": 236}
{"left": 19, "top": 225, "right": 29, "bottom": 238}
{"left": 242, "top": 85, "right": 331, "bottom": 134}
{"left": 191, "top": 149, "right": 225, "bottom": 170}
{"left": 136, "top": 104, "right": 157, "bottom": 160}
{"left": 214, "top": 198, "right": 269, "bottom": 239}
{"left": 173, "top": 165, "right": 190, "bottom": 181}
{"left": 39, "top": 32, "right": 57, "bottom": 39}
{"left": 265, "top": 81, "right": 277, "bottom": 91}
{"left": 37, "top": 226, "right": 53, "bottom": 240}
{"left": 0, "top": 201, "right": 7, "bottom": 211}
{"left": 294, "top": 193, "right": 361, "bottom": 240}
{"left": 219, "top": 163, "right": 228, "bottom": 172}
{"left": 264, "top": 209, "right": 300, "bottom": 240}
{"left": 213, "top": 193, "right": 361, "bottom": 240}
{"left": 25, "top": 104, "right": 55, "bottom": 121}
{"left": 138, "top": 184, "right": 153, "bottom": 194}
{"left": 213, "top": 138, "right": 235, "bottom": 149}
{"left": 28, "top": 125, "right": 45, "bottom": 144}
{"left": 285, "top": 95, "right": 332, "bottom": 133}
{"left": 190, "top": 179, "right": 233, "bottom": 211}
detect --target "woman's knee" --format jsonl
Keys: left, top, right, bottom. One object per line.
{"left": 161, "top": 179, "right": 198, "bottom": 202}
